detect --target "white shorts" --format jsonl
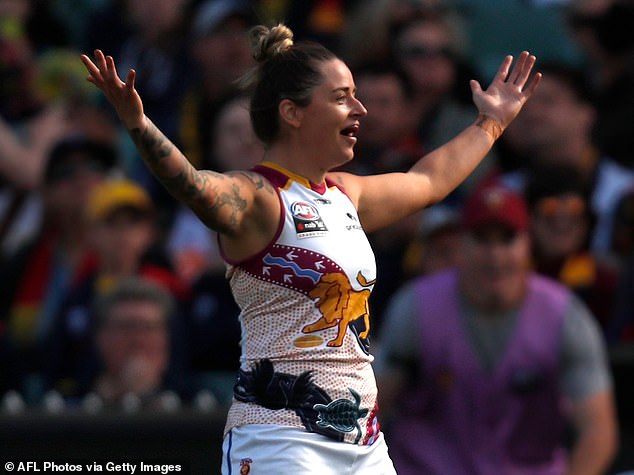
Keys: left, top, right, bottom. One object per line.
{"left": 221, "top": 424, "right": 397, "bottom": 475}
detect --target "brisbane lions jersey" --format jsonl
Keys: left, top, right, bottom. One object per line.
{"left": 222, "top": 161, "right": 381, "bottom": 445}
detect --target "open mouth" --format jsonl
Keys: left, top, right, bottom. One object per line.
{"left": 340, "top": 124, "right": 359, "bottom": 139}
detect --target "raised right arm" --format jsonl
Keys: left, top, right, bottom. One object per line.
{"left": 126, "top": 115, "right": 253, "bottom": 235}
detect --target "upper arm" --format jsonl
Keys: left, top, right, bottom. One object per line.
{"left": 163, "top": 168, "right": 280, "bottom": 263}
{"left": 374, "top": 283, "right": 421, "bottom": 409}
{"left": 560, "top": 296, "right": 613, "bottom": 401}
{"left": 329, "top": 171, "right": 435, "bottom": 232}
{"left": 184, "top": 170, "right": 269, "bottom": 236}
{"left": 559, "top": 298, "right": 618, "bottom": 463}
{"left": 206, "top": 171, "right": 280, "bottom": 262}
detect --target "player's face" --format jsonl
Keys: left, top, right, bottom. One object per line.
{"left": 298, "top": 59, "right": 367, "bottom": 168}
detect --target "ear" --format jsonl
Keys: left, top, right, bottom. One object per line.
{"left": 278, "top": 98, "right": 303, "bottom": 129}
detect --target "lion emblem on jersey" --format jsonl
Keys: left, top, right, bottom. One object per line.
{"left": 302, "top": 271, "right": 374, "bottom": 347}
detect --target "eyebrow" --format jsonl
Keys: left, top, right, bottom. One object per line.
{"left": 331, "top": 86, "right": 356, "bottom": 95}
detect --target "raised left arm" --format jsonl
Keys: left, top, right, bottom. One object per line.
{"left": 333, "top": 51, "right": 541, "bottom": 232}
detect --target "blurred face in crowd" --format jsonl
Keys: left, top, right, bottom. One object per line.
{"left": 504, "top": 75, "right": 593, "bottom": 162}
{"left": 91, "top": 208, "right": 156, "bottom": 275}
{"left": 530, "top": 193, "right": 588, "bottom": 259}
{"left": 566, "top": 0, "right": 614, "bottom": 62}
{"left": 420, "top": 227, "right": 464, "bottom": 275}
{"left": 460, "top": 224, "right": 530, "bottom": 312}
{"left": 125, "top": 0, "right": 189, "bottom": 39}
{"left": 43, "top": 152, "right": 109, "bottom": 224}
{"left": 212, "top": 96, "right": 263, "bottom": 171}
{"left": 355, "top": 71, "right": 412, "bottom": 147}
{"left": 192, "top": 16, "right": 254, "bottom": 94}
{"left": 395, "top": 19, "right": 456, "bottom": 99}
{"left": 97, "top": 299, "right": 169, "bottom": 392}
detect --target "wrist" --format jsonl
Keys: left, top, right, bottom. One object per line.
{"left": 474, "top": 114, "right": 504, "bottom": 142}
{"left": 123, "top": 114, "right": 148, "bottom": 132}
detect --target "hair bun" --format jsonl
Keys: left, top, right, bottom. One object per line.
{"left": 250, "top": 24, "right": 294, "bottom": 62}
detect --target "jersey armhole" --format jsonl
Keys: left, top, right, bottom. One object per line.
{"left": 217, "top": 175, "right": 286, "bottom": 267}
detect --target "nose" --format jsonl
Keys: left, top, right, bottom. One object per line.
{"left": 352, "top": 96, "right": 367, "bottom": 117}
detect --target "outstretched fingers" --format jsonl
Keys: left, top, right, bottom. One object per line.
{"left": 522, "top": 70, "right": 542, "bottom": 97}
{"left": 125, "top": 69, "right": 136, "bottom": 92}
{"left": 93, "top": 50, "right": 109, "bottom": 77}
{"left": 493, "top": 51, "right": 541, "bottom": 99}
{"left": 507, "top": 51, "right": 529, "bottom": 85}
{"left": 105, "top": 54, "right": 126, "bottom": 88}
{"left": 514, "top": 53, "right": 537, "bottom": 90}
{"left": 80, "top": 53, "right": 103, "bottom": 84}
{"left": 494, "top": 55, "right": 514, "bottom": 83}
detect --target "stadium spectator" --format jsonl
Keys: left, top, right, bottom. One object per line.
{"left": 376, "top": 184, "right": 618, "bottom": 475}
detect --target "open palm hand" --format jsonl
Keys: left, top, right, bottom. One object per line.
{"left": 80, "top": 49, "right": 145, "bottom": 129}
{"left": 470, "top": 51, "right": 541, "bottom": 129}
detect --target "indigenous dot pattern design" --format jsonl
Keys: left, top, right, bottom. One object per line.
{"left": 223, "top": 163, "right": 379, "bottom": 445}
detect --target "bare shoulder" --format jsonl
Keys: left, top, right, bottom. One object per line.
{"left": 229, "top": 170, "right": 277, "bottom": 196}
{"left": 218, "top": 169, "right": 281, "bottom": 260}
{"left": 327, "top": 171, "right": 362, "bottom": 206}
{"left": 228, "top": 169, "right": 280, "bottom": 227}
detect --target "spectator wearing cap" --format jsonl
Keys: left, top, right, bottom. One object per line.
{"left": 41, "top": 178, "right": 189, "bottom": 403}
{"left": 375, "top": 184, "right": 618, "bottom": 475}
{"left": 0, "top": 135, "right": 118, "bottom": 402}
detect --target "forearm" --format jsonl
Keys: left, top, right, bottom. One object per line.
{"left": 127, "top": 116, "right": 248, "bottom": 233}
{"left": 408, "top": 114, "right": 500, "bottom": 204}
{"left": 128, "top": 116, "right": 212, "bottom": 205}
{"left": 565, "top": 392, "right": 619, "bottom": 475}
{"left": 566, "top": 429, "right": 618, "bottom": 475}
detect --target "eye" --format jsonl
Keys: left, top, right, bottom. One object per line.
{"left": 336, "top": 95, "right": 346, "bottom": 104}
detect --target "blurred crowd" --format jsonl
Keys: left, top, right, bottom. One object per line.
{"left": 0, "top": 0, "right": 632, "bottom": 449}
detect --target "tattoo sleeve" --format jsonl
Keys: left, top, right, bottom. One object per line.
{"left": 128, "top": 119, "right": 247, "bottom": 233}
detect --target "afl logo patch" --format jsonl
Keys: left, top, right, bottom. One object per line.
{"left": 290, "top": 201, "right": 328, "bottom": 238}
{"left": 291, "top": 201, "right": 319, "bottom": 220}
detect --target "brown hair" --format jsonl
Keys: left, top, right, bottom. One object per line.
{"left": 240, "top": 24, "right": 337, "bottom": 145}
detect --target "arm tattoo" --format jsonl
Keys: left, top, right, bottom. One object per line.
{"left": 164, "top": 170, "right": 247, "bottom": 231}
{"left": 128, "top": 120, "right": 173, "bottom": 168}
{"left": 128, "top": 120, "right": 249, "bottom": 232}
{"left": 236, "top": 171, "right": 275, "bottom": 195}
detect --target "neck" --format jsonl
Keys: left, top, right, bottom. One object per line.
{"left": 460, "top": 272, "right": 527, "bottom": 315}
{"left": 263, "top": 142, "right": 329, "bottom": 184}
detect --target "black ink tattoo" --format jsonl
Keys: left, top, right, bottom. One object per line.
{"left": 129, "top": 121, "right": 173, "bottom": 168}
{"left": 127, "top": 119, "right": 257, "bottom": 234}
{"left": 236, "top": 171, "right": 275, "bottom": 195}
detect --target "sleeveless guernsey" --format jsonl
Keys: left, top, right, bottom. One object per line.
{"left": 222, "top": 161, "right": 380, "bottom": 445}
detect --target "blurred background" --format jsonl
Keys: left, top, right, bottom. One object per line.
{"left": 0, "top": 0, "right": 632, "bottom": 472}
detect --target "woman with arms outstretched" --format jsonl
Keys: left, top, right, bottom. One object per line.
{"left": 81, "top": 23, "right": 540, "bottom": 475}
